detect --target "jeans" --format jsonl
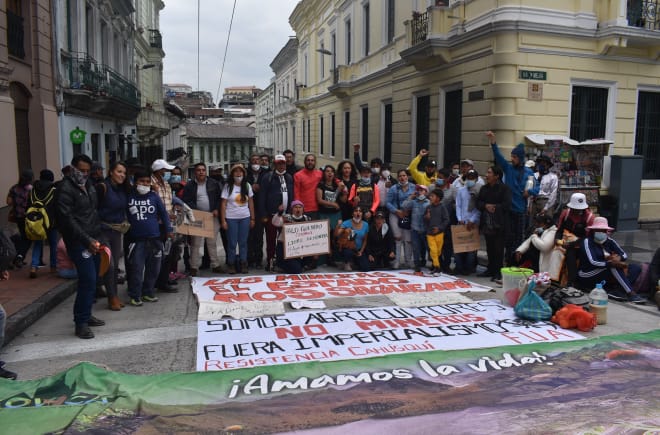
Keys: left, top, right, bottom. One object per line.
{"left": 454, "top": 251, "right": 477, "bottom": 275}
{"left": 226, "top": 217, "right": 250, "bottom": 265}
{"left": 411, "top": 230, "right": 428, "bottom": 268}
{"left": 99, "top": 227, "right": 123, "bottom": 298}
{"left": 247, "top": 218, "right": 264, "bottom": 266}
{"left": 341, "top": 248, "right": 370, "bottom": 271}
{"left": 31, "top": 228, "right": 58, "bottom": 268}
{"left": 126, "top": 239, "right": 163, "bottom": 300}
{"left": 67, "top": 241, "right": 100, "bottom": 327}
{"left": 484, "top": 233, "right": 505, "bottom": 279}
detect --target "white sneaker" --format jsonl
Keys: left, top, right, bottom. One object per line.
{"left": 344, "top": 263, "right": 352, "bottom": 271}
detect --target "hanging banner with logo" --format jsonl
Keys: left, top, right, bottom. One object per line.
{"left": 1, "top": 331, "right": 658, "bottom": 434}
{"left": 191, "top": 271, "right": 491, "bottom": 304}
{"left": 196, "top": 300, "right": 585, "bottom": 372}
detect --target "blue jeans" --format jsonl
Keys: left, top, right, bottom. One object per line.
{"left": 226, "top": 217, "right": 250, "bottom": 265}
{"left": 31, "top": 228, "right": 58, "bottom": 268}
{"left": 67, "top": 242, "right": 100, "bottom": 327}
{"left": 341, "top": 248, "right": 370, "bottom": 271}
{"left": 411, "top": 230, "right": 428, "bottom": 268}
{"left": 126, "top": 239, "right": 163, "bottom": 300}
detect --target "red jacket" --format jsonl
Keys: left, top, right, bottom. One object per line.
{"left": 293, "top": 169, "right": 322, "bottom": 212}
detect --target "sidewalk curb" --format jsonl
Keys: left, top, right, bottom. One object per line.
{"left": 5, "top": 280, "right": 78, "bottom": 344}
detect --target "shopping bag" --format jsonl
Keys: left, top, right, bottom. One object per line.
{"left": 514, "top": 281, "right": 552, "bottom": 321}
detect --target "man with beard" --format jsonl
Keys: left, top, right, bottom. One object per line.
{"left": 283, "top": 149, "right": 301, "bottom": 176}
{"left": 294, "top": 154, "right": 322, "bottom": 220}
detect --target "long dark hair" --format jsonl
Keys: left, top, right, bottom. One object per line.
{"left": 336, "top": 160, "right": 357, "bottom": 181}
{"left": 106, "top": 161, "right": 131, "bottom": 193}
{"left": 228, "top": 165, "right": 250, "bottom": 202}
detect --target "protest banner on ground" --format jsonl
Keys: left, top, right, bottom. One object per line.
{"left": 283, "top": 219, "right": 330, "bottom": 258}
{"left": 175, "top": 209, "right": 215, "bottom": 238}
{"left": 196, "top": 300, "right": 585, "bottom": 371}
{"left": 191, "top": 271, "right": 491, "bottom": 304}
{"left": 2, "top": 331, "right": 657, "bottom": 434}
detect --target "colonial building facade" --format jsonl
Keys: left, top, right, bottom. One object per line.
{"left": 288, "top": 0, "right": 660, "bottom": 222}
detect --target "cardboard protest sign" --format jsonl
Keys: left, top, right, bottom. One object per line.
{"left": 191, "top": 271, "right": 491, "bottom": 304}
{"left": 451, "top": 224, "right": 481, "bottom": 253}
{"left": 175, "top": 210, "right": 215, "bottom": 238}
{"left": 283, "top": 219, "right": 330, "bottom": 258}
{"left": 196, "top": 300, "right": 585, "bottom": 371}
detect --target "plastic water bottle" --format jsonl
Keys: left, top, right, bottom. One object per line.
{"left": 589, "top": 281, "right": 608, "bottom": 325}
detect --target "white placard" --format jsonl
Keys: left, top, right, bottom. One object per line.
{"left": 388, "top": 292, "right": 474, "bottom": 307}
{"left": 283, "top": 219, "right": 330, "bottom": 258}
{"left": 198, "top": 300, "right": 285, "bottom": 321}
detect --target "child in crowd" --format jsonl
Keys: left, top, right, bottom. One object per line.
{"left": 125, "top": 169, "right": 172, "bottom": 306}
{"left": 403, "top": 184, "right": 430, "bottom": 272}
{"left": 425, "top": 189, "right": 450, "bottom": 275}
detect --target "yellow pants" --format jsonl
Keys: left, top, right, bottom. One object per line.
{"left": 426, "top": 232, "right": 445, "bottom": 268}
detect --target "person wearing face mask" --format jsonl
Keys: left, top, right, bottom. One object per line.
{"left": 435, "top": 168, "right": 457, "bottom": 274}
{"left": 352, "top": 143, "right": 393, "bottom": 217}
{"left": 150, "top": 159, "right": 178, "bottom": 293}
{"left": 125, "top": 169, "right": 173, "bottom": 307}
{"left": 555, "top": 192, "right": 596, "bottom": 286}
{"left": 514, "top": 214, "right": 557, "bottom": 273}
{"left": 182, "top": 162, "right": 223, "bottom": 276}
{"left": 247, "top": 154, "right": 269, "bottom": 269}
{"left": 403, "top": 184, "right": 431, "bottom": 272}
{"left": 272, "top": 200, "right": 311, "bottom": 273}
{"left": 55, "top": 154, "right": 105, "bottom": 339}
{"left": 577, "top": 217, "right": 645, "bottom": 304}
{"left": 447, "top": 162, "right": 461, "bottom": 185}
{"left": 335, "top": 207, "right": 370, "bottom": 271}
{"left": 455, "top": 170, "right": 482, "bottom": 276}
{"left": 6, "top": 168, "right": 34, "bottom": 268}
{"left": 349, "top": 165, "right": 380, "bottom": 222}
{"left": 386, "top": 169, "right": 416, "bottom": 269}
{"left": 530, "top": 155, "right": 558, "bottom": 217}
{"left": 220, "top": 164, "right": 255, "bottom": 274}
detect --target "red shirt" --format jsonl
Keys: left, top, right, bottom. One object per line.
{"left": 294, "top": 169, "right": 323, "bottom": 212}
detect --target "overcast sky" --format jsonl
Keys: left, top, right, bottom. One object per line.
{"left": 161, "top": 0, "right": 300, "bottom": 104}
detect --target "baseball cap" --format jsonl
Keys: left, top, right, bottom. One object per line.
{"left": 151, "top": 159, "right": 175, "bottom": 171}
{"left": 460, "top": 159, "right": 474, "bottom": 166}
{"left": 274, "top": 154, "right": 286, "bottom": 162}
{"left": 466, "top": 169, "right": 479, "bottom": 179}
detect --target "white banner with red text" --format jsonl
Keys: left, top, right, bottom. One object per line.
{"left": 191, "top": 271, "right": 491, "bottom": 304}
{"left": 196, "top": 299, "right": 584, "bottom": 371}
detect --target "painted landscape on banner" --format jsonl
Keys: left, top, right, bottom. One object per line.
{"left": 197, "top": 300, "right": 585, "bottom": 371}
{"left": 191, "top": 271, "right": 491, "bottom": 304}
{"left": 1, "top": 332, "right": 658, "bottom": 434}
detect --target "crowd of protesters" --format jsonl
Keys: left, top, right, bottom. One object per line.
{"left": 2, "top": 131, "right": 658, "bottom": 354}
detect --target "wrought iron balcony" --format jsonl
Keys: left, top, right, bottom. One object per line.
{"left": 627, "top": 0, "right": 660, "bottom": 30}
{"left": 149, "top": 29, "right": 163, "bottom": 49}
{"left": 411, "top": 11, "right": 429, "bottom": 46}
{"left": 7, "top": 10, "right": 25, "bottom": 59}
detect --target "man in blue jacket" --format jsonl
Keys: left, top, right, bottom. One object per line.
{"left": 486, "top": 131, "right": 538, "bottom": 265}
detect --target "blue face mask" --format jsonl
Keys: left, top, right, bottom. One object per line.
{"left": 170, "top": 175, "right": 182, "bottom": 184}
{"left": 466, "top": 180, "right": 476, "bottom": 188}
{"left": 162, "top": 171, "right": 171, "bottom": 182}
{"left": 362, "top": 176, "right": 371, "bottom": 183}
{"left": 435, "top": 179, "right": 444, "bottom": 187}
{"left": 593, "top": 232, "right": 608, "bottom": 244}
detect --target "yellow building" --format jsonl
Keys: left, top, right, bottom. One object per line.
{"left": 288, "top": 0, "right": 660, "bottom": 225}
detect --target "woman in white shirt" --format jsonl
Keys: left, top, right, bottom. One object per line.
{"left": 220, "top": 164, "right": 255, "bottom": 274}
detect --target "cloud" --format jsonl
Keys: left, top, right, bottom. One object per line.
{"left": 161, "top": 0, "right": 300, "bottom": 104}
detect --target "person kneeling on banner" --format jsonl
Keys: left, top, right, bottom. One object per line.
{"left": 335, "top": 206, "right": 370, "bottom": 272}
{"left": 514, "top": 214, "right": 557, "bottom": 273}
{"left": 272, "top": 200, "right": 312, "bottom": 274}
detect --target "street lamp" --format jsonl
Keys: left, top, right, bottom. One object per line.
{"left": 316, "top": 48, "right": 332, "bottom": 56}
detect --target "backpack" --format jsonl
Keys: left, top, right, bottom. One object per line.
{"left": 24, "top": 188, "right": 55, "bottom": 241}
{"left": 541, "top": 286, "right": 590, "bottom": 314}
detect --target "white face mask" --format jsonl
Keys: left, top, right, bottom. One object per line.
{"left": 381, "top": 170, "right": 390, "bottom": 178}
{"left": 234, "top": 176, "right": 243, "bottom": 184}
{"left": 136, "top": 185, "right": 150, "bottom": 195}
{"left": 371, "top": 167, "right": 380, "bottom": 175}
{"left": 452, "top": 169, "right": 460, "bottom": 176}
{"left": 352, "top": 217, "right": 362, "bottom": 224}
{"left": 251, "top": 164, "right": 261, "bottom": 172}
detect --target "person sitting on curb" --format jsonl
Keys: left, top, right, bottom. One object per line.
{"left": 365, "top": 210, "right": 395, "bottom": 270}
{"left": 576, "top": 217, "right": 645, "bottom": 304}
{"left": 272, "top": 200, "right": 311, "bottom": 274}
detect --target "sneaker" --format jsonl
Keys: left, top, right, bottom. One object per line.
{"left": 88, "top": 316, "right": 106, "bottom": 327}
{"left": 607, "top": 289, "right": 628, "bottom": 302}
{"left": 212, "top": 265, "right": 225, "bottom": 274}
{"left": 628, "top": 293, "right": 646, "bottom": 305}
{"left": 75, "top": 325, "right": 94, "bottom": 339}
{"left": 129, "top": 298, "right": 143, "bottom": 307}
{"left": 0, "top": 363, "right": 17, "bottom": 380}
{"left": 344, "top": 263, "right": 352, "bottom": 271}
{"left": 227, "top": 264, "right": 237, "bottom": 275}
{"left": 414, "top": 266, "right": 421, "bottom": 273}
{"left": 142, "top": 295, "right": 159, "bottom": 303}
{"left": 158, "top": 283, "right": 178, "bottom": 293}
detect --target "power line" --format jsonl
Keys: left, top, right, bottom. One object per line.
{"left": 215, "top": 0, "right": 237, "bottom": 105}
{"left": 197, "top": 0, "right": 200, "bottom": 92}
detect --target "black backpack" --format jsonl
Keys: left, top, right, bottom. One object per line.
{"left": 541, "top": 286, "right": 591, "bottom": 314}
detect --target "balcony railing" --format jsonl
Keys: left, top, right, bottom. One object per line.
{"left": 62, "top": 53, "right": 139, "bottom": 108}
{"left": 7, "top": 10, "right": 25, "bottom": 59}
{"left": 149, "top": 29, "right": 163, "bottom": 48}
{"left": 628, "top": 0, "right": 660, "bottom": 29}
{"left": 411, "top": 11, "right": 429, "bottom": 46}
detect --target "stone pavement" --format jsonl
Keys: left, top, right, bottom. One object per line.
{"left": 0, "top": 229, "right": 658, "bottom": 346}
